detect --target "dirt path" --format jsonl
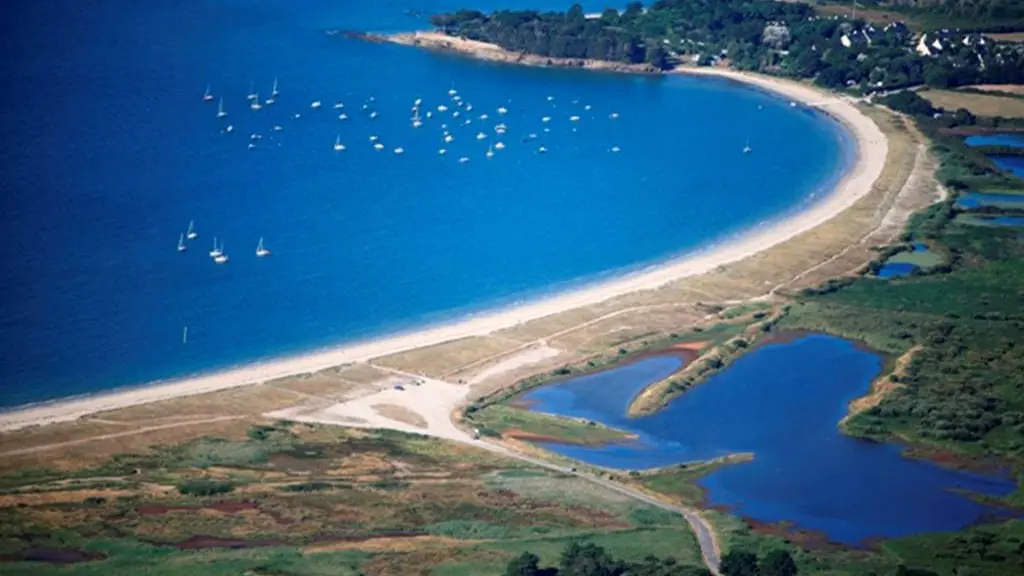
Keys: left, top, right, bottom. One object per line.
{"left": 263, "top": 364, "right": 721, "bottom": 574}
{"left": 492, "top": 447, "right": 722, "bottom": 574}
{"left": 0, "top": 415, "right": 247, "bottom": 458}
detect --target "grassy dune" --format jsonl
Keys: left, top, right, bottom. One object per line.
{"left": 468, "top": 404, "right": 636, "bottom": 445}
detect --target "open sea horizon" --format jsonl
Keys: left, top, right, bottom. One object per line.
{"left": 0, "top": 0, "right": 851, "bottom": 408}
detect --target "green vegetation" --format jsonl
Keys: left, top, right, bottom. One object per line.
{"left": 176, "top": 478, "right": 235, "bottom": 496}
{"left": 851, "top": 0, "right": 1024, "bottom": 31}
{"left": 0, "top": 424, "right": 711, "bottom": 575}
{"left": 637, "top": 454, "right": 754, "bottom": 504}
{"left": 629, "top": 312, "right": 782, "bottom": 416}
{"left": 701, "top": 509, "right": 1024, "bottom": 576}
{"left": 432, "top": 0, "right": 1024, "bottom": 91}
{"left": 466, "top": 319, "right": 747, "bottom": 416}
{"left": 467, "top": 403, "right": 635, "bottom": 445}
{"left": 974, "top": 145, "right": 1024, "bottom": 157}
{"left": 885, "top": 247, "right": 945, "bottom": 268}
{"left": 499, "top": 541, "right": 712, "bottom": 576}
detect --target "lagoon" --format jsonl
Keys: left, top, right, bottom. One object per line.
{"left": 521, "top": 334, "right": 1016, "bottom": 544}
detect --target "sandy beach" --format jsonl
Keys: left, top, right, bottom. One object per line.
{"left": 0, "top": 34, "right": 888, "bottom": 433}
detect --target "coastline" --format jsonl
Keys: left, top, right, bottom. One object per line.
{"left": 0, "top": 33, "right": 888, "bottom": 433}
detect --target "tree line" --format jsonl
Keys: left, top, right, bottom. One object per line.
{"left": 502, "top": 542, "right": 803, "bottom": 576}
{"left": 429, "top": 1, "right": 1024, "bottom": 91}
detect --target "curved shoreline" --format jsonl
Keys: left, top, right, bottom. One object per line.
{"left": 0, "top": 36, "right": 887, "bottom": 432}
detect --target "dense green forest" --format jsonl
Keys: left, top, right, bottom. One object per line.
{"left": 430, "top": 1, "right": 1024, "bottom": 91}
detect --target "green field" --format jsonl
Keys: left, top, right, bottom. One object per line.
{"left": 885, "top": 249, "right": 946, "bottom": 268}
{"left": 0, "top": 424, "right": 705, "bottom": 576}
{"left": 466, "top": 404, "right": 635, "bottom": 445}
{"left": 636, "top": 455, "right": 754, "bottom": 505}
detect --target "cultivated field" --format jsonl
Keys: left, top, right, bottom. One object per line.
{"left": 920, "top": 89, "right": 1024, "bottom": 117}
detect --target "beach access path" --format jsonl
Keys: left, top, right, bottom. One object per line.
{"left": 266, "top": 364, "right": 722, "bottom": 574}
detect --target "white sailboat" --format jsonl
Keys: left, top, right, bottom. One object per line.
{"left": 333, "top": 136, "right": 345, "bottom": 151}
{"left": 256, "top": 237, "right": 270, "bottom": 258}
{"left": 250, "top": 93, "right": 262, "bottom": 111}
{"left": 209, "top": 237, "right": 223, "bottom": 259}
{"left": 186, "top": 220, "right": 198, "bottom": 240}
{"left": 743, "top": 138, "right": 753, "bottom": 154}
{"left": 271, "top": 77, "right": 279, "bottom": 97}
{"left": 486, "top": 144, "right": 494, "bottom": 159}
{"left": 182, "top": 326, "right": 188, "bottom": 344}
{"left": 203, "top": 84, "right": 214, "bottom": 102}
{"left": 214, "top": 241, "right": 229, "bottom": 264}
{"left": 247, "top": 81, "right": 257, "bottom": 101}
{"left": 216, "top": 97, "right": 227, "bottom": 119}
{"left": 177, "top": 233, "right": 187, "bottom": 252}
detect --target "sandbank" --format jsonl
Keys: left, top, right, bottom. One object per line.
{"left": 0, "top": 33, "right": 888, "bottom": 433}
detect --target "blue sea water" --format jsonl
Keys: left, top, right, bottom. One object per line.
{"left": 520, "top": 335, "right": 1016, "bottom": 544}
{"left": 0, "top": 1, "right": 850, "bottom": 407}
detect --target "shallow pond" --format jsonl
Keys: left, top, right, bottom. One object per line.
{"left": 520, "top": 334, "right": 1016, "bottom": 544}
{"left": 876, "top": 242, "right": 935, "bottom": 278}
{"left": 964, "top": 133, "right": 1024, "bottom": 149}
{"left": 955, "top": 192, "right": 1024, "bottom": 209}
{"left": 991, "top": 156, "right": 1024, "bottom": 179}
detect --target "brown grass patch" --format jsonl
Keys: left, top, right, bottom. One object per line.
{"left": 965, "top": 84, "right": 1024, "bottom": 97}
{"left": 813, "top": 3, "right": 915, "bottom": 30}
{"left": 266, "top": 370, "right": 366, "bottom": 399}
{"left": 0, "top": 488, "right": 135, "bottom": 508}
{"left": 372, "top": 336, "right": 521, "bottom": 378}
{"left": 672, "top": 341, "right": 709, "bottom": 352}
{"left": 986, "top": 32, "right": 1024, "bottom": 43}
{"left": 0, "top": 417, "right": 255, "bottom": 474}
{"left": 303, "top": 535, "right": 472, "bottom": 554}
{"left": 372, "top": 404, "right": 427, "bottom": 428}
{"left": 920, "top": 89, "right": 1024, "bottom": 117}
{"left": 335, "top": 363, "right": 392, "bottom": 384}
